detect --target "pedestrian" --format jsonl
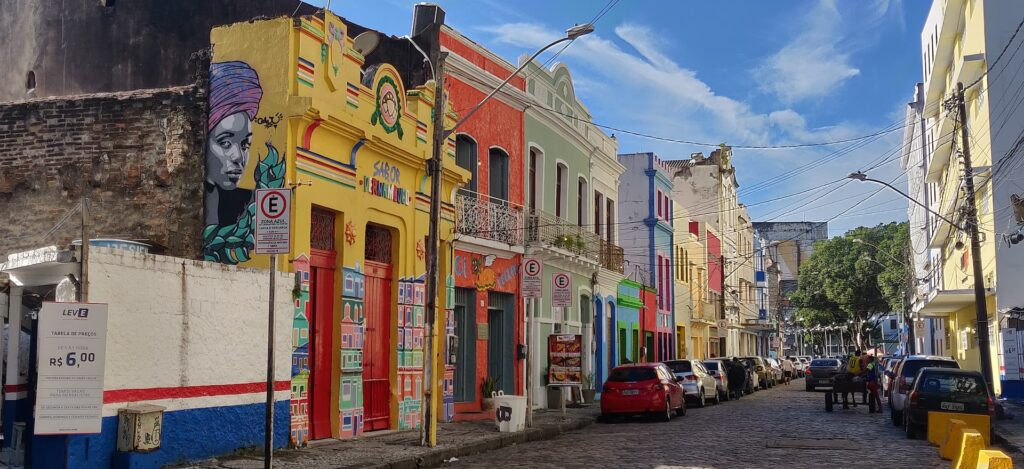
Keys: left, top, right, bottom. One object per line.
{"left": 865, "top": 355, "right": 883, "bottom": 412}
{"left": 782, "top": 356, "right": 795, "bottom": 385}
{"left": 727, "top": 357, "right": 747, "bottom": 399}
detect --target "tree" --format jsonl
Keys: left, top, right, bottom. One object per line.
{"left": 790, "top": 222, "right": 910, "bottom": 350}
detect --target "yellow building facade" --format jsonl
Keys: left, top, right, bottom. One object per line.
{"left": 207, "top": 13, "right": 468, "bottom": 445}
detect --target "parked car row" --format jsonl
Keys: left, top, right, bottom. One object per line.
{"left": 600, "top": 355, "right": 804, "bottom": 422}
{"left": 797, "top": 352, "right": 995, "bottom": 441}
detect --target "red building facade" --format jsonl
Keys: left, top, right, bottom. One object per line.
{"left": 443, "top": 26, "right": 527, "bottom": 414}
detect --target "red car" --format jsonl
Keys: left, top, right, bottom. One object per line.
{"left": 600, "top": 363, "right": 686, "bottom": 421}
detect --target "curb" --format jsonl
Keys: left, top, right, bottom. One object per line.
{"left": 366, "top": 417, "right": 594, "bottom": 469}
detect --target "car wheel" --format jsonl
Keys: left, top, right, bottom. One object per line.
{"left": 712, "top": 388, "right": 721, "bottom": 404}
{"left": 904, "top": 413, "right": 916, "bottom": 439}
{"left": 891, "top": 409, "right": 902, "bottom": 427}
{"left": 806, "top": 383, "right": 814, "bottom": 392}
{"left": 675, "top": 398, "right": 686, "bottom": 417}
{"left": 660, "top": 398, "right": 672, "bottom": 421}
{"left": 697, "top": 390, "right": 706, "bottom": 408}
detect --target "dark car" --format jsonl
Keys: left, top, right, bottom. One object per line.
{"left": 806, "top": 358, "right": 843, "bottom": 391}
{"left": 890, "top": 355, "right": 959, "bottom": 426}
{"left": 903, "top": 368, "right": 994, "bottom": 439}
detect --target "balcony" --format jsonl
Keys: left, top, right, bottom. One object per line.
{"left": 525, "top": 210, "right": 601, "bottom": 264}
{"left": 598, "top": 239, "right": 624, "bottom": 273}
{"left": 454, "top": 191, "right": 524, "bottom": 246}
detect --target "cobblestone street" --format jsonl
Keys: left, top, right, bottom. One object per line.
{"left": 446, "top": 379, "right": 1009, "bottom": 469}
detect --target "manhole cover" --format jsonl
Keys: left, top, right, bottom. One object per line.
{"left": 765, "top": 438, "right": 857, "bottom": 450}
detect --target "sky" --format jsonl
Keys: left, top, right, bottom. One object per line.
{"left": 310, "top": 0, "right": 931, "bottom": 237}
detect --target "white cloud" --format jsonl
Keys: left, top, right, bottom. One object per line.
{"left": 479, "top": 19, "right": 908, "bottom": 229}
{"left": 755, "top": 0, "right": 861, "bottom": 104}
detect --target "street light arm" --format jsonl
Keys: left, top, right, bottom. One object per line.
{"left": 443, "top": 36, "right": 573, "bottom": 139}
{"left": 848, "top": 172, "right": 965, "bottom": 231}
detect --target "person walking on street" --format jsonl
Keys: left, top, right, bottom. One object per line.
{"left": 727, "top": 357, "right": 747, "bottom": 399}
{"left": 865, "top": 355, "right": 883, "bottom": 412}
{"left": 782, "top": 356, "right": 795, "bottom": 385}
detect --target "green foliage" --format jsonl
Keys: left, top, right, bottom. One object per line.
{"left": 203, "top": 142, "right": 286, "bottom": 264}
{"left": 790, "top": 222, "right": 910, "bottom": 335}
{"left": 481, "top": 376, "right": 501, "bottom": 397}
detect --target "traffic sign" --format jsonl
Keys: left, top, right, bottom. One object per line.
{"left": 255, "top": 189, "right": 291, "bottom": 254}
{"left": 552, "top": 272, "right": 572, "bottom": 307}
{"left": 522, "top": 258, "right": 543, "bottom": 298}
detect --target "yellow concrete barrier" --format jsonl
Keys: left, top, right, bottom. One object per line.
{"left": 940, "top": 419, "right": 969, "bottom": 460}
{"left": 953, "top": 430, "right": 985, "bottom": 469}
{"left": 929, "top": 411, "right": 991, "bottom": 447}
{"left": 976, "top": 450, "right": 1014, "bottom": 469}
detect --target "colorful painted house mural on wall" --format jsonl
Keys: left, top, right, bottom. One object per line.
{"left": 209, "top": 10, "right": 468, "bottom": 445}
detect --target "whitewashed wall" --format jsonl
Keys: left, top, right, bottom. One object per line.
{"left": 87, "top": 247, "right": 293, "bottom": 416}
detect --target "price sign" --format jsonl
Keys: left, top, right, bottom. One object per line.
{"left": 552, "top": 272, "right": 572, "bottom": 307}
{"left": 255, "top": 188, "right": 291, "bottom": 255}
{"left": 522, "top": 258, "right": 542, "bottom": 298}
{"left": 35, "top": 302, "right": 108, "bottom": 435}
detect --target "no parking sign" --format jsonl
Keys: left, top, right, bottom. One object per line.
{"left": 255, "top": 188, "right": 291, "bottom": 254}
{"left": 552, "top": 272, "right": 572, "bottom": 307}
{"left": 522, "top": 258, "right": 542, "bottom": 298}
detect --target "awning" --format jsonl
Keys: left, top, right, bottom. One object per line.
{"left": 1, "top": 246, "right": 79, "bottom": 287}
{"left": 918, "top": 288, "right": 992, "bottom": 316}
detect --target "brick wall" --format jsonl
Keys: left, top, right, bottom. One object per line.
{"left": 0, "top": 86, "right": 206, "bottom": 260}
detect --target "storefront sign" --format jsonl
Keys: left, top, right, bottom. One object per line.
{"left": 547, "top": 334, "right": 582, "bottom": 386}
{"left": 552, "top": 273, "right": 572, "bottom": 307}
{"left": 255, "top": 188, "right": 292, "bottom": 255}
{"left": 1003, "top": 329, "right": 1020, "bottom": 381}
{"left": 522, "top": 258, "right": 542, "bottom": 298}
{"left": 35, "top": 302, "right": 108, "bottom": 434}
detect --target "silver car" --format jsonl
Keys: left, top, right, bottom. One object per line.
{"left": 701, "top": 359, "right": 732, "bottom": 401}
{"left": 664, "top": 359, "right": 719, "bottom": 407}
{"left": 889, "top": 355, "right": 959, "bottom": 427}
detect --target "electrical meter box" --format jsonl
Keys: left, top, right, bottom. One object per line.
{"left": 116, "top": 404, "right": 165, "bottom": 452}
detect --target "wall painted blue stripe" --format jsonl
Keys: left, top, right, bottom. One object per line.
{"left": 31, "top": 400, "right": 290, "bottom": 469}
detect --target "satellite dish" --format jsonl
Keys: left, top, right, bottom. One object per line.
{"left": 353, "top": 31, "right": 380, "bottom": 56}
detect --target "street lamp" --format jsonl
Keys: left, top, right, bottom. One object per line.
{"left": 848, "top": 169, "right": 992, "bottom": 390}
{"left": 420, "top": 22, "right": 595, "bottom": 447}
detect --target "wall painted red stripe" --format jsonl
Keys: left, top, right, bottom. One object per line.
{"left": 4, "top": 383, "right": 26, "bottom": 393}
{"left": 104, "top": 381, "right": 290, "bottom": 404}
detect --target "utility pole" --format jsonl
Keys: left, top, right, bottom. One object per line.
{"left": 720, "top": 255, "right": 726, "bottom": 357}
{"left": 903, "top": 244, "right": 916, "bottom": 355}
{"left": 421, "top": 50, "right": 447, "bottom": 448}
{"left": 953, "top": 81, "right": 994, "bottom": 392}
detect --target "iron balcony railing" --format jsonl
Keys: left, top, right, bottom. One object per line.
{"left": 454, "top": 191, "right": 524, "bottom": 246}
{"left": 525, "top": 210, "right": 623, "bottom": 272}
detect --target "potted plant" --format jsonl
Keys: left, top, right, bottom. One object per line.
{"left": 574, "top": 235, "right": 585, "bottom": 253}
{"left": 582, "top": 372, "right": 597, "bottom": 403}
{"left": 481, "top": 376, "right": 500, "bottom": 410}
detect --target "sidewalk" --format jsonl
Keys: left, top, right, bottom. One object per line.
{"left": 994, "top": 400, "right": 1024, "bottom": 457}
{"left": 179, "top": 407, "right": 598, "bottom": 469}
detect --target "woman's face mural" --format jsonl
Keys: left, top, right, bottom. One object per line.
{"left": 206, "top": 61, "right": 262, "bottom": 192}
{"left": 203, "top": 60, "right": 285, "bottom": 265}
{"left": 207, "top": 111, "right": 252, "bottom": 190}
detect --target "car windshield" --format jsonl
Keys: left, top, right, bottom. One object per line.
{"left": 608, "top": 367, "right": 657, "bottom": 382}
{"left": 703, "top": 361, "right": 719, "bottom": 371}
{"left": 811, "top": 359, "right": 839, "bottom": 367}
{"left": 917, "top": 372, "right": 987, "bottom": 397}
{"left": 902, "top": 360, "right": 958, "bottom": 378}
{"left": 664, "top": 361, "right": 692, "bottom": 373}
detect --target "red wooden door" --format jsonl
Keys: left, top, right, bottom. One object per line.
{"left": 363, "top": 260, "right": 392, "bottom": 431}
{"left": 309, "top": 251, "right": 335, "bottom": 440}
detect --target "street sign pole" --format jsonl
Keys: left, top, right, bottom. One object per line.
{"left": 265, "top": 253, "right": 275, "bottom": 469}
{"left": 254, "top": 188, "right": 291, "bottom": 468}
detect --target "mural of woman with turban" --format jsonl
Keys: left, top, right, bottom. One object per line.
{"left": 203, "top": 61, "right": 285, "bottom": 264}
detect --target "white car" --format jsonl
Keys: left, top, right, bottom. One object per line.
{"left": 664, "top": 359, "right": 719, "bottom": 407}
